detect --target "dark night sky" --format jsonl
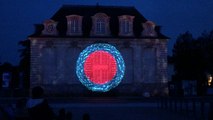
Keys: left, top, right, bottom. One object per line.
{"left": 0, "top": 0, "right": 213, "bottom": 65}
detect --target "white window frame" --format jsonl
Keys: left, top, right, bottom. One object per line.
{"left": 91, "top": 13, "right": 110, "bottom": 36}
{"left": 118, "top": 15, "right": 135, "bottom": 36}
{"left": 96, "top": 18, "right": 105, "bottom": 34}
{"left": 122, "top": 19, "right": 130, "bottom": 34}
{"left": 70, "top": 18, "right": 79, "bottom": 33}
{"left": 66, "top": 15, "right": 83, "bottom": 36}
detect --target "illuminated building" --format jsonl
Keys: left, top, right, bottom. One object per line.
{"left": 29, "top": 5, "right": 169, "bottom": 96}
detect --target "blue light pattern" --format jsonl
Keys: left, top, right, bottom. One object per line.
{"left": 76, "top": 43, "right": 125, "bottom": 92}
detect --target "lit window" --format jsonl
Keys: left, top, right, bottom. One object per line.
{"left": 208, "top": 74, "right": 212, "bottom": 86}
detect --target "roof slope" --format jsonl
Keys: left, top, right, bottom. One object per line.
{"left": 30, "top": 5, "right": 168, "bottom": 39}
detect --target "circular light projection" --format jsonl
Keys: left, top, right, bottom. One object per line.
{"left": 84, "top": 50, "right": 117, "bottom": 85}
{"left": 76, "top": 43, "right": 125, "bottom": 92}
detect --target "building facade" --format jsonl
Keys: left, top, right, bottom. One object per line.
{"left": 29, "top": 5, "right": 169, "bottom": 96}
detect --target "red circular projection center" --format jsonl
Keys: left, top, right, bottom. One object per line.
{"left": 84, "top": 50, "right": 117, "bottom": 85}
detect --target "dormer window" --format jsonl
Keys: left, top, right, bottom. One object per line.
{"left": 118, "top": 15, "right": 134, "bottom": 36}
{"left": 42, "top": 19, "right": 58, "bottom": 36}
{"left": 142, "top": 21, "right": 157, "bottom": 37}
{"left": 66, "top": 15, "right": 83, "bottom": 36}
{"left": 91, "top": 13, "right": 110, "bottom": 36}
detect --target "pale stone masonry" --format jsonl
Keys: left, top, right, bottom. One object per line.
{"left": 29, "top": 5, "right": 169, "bottom": 96}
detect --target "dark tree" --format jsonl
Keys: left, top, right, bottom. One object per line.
{"left": 198, "top": 30, "right": 213, "bottom": 73}
{"left": 19, "top": 39, "right": 30, "bottom": 89}
{"left": 172, "top": 30, "right": 213, "bottom": 95}
{"left": 173, "top": 32, "right": 197, "bottom": 79}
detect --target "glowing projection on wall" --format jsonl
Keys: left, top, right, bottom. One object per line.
{"left": 76, "top": 43, "right": 125, "bottom": 92}
{"left": 84, "top": 50, "right": 117, "bottom": 85}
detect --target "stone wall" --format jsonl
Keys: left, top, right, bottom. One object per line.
{"left": 30, "top": 37, "right": 168, "bottom": 96}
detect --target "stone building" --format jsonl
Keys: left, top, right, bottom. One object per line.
{"left": 29, "top": 5, "right": 169, "bottom": 96}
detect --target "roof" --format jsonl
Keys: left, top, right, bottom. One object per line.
{"left": 30, "top": 4, "right": 168, "bottom": 39}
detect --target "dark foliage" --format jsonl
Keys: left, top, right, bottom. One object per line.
{"left": 18, "top": 39, "right": 30, "bottom": 89}
{"left": 172, "top": 30, "right": 213, "bottom": 95}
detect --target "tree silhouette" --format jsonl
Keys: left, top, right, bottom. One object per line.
{"left": 172, "top": 30, "right": 213, "bottom": 95}
{"left": 19, "top": 39, "right": 30, "bottom": 89}
{"left": 173, "top": 32, "right": 195, "bottom": 79}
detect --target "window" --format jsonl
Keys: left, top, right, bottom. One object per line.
{"left": 121, "top": 20, "right": 130, "bottom": 34}
{"left": 142, "top": 21, "right": 157, "bottom": 37}
{"left": 118, "top": 15, "right": 134, "bottom": 36}
{"left": 42, "top": 19, "right": 58, "bottom": 36}
{"left": 96, "top": 18, "right": 105, "bottom": 34}
{"left": 91, "top": 13, "right": 110, "bottom": 36}
{"left": 66, "top": 15, "right": 83, "bottom": 36}
{"left": 70, "top": 18, "right": 79, "bottom": 33}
